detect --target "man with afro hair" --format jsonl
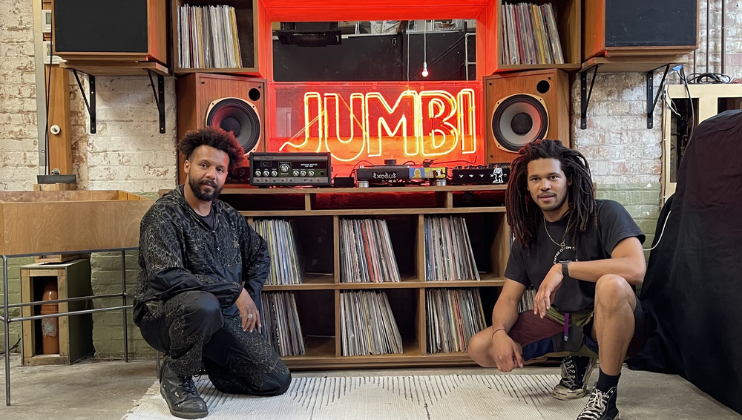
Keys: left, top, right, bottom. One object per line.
{"left": 134, "top": 127, "right": 291, "bottom": 419}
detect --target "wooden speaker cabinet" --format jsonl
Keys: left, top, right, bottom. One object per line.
{"left": 52, "top": 0, "right": 167, "bottom": 64}
{"left": 21, "top": 259, "right": 94, "bottom": 366}
{"left": 483, "top": 69, "right": 570, "bottom": 165}
{"left": 176, "top": 73, "right": 266, "bottom": 184}
{"left": 584, "top": 0, "right": 699, "bottom": 60}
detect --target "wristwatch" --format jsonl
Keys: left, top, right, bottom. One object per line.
{"left": 561, "top": 261, "right": 570, "bottom": 278}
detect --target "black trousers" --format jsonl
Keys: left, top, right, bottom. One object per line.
{"left": 138, "top": 291, "right": 291, "bottom": 396}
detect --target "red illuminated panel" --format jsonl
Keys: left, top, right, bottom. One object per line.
{"left": 267, "top": 81, "right": 484, "bottom": 177}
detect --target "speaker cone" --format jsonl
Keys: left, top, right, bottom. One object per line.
{"left": 491, "top": 94, "right": 548, "bottom": 152}
{"left": 206, "top": 97, "right": 261, "bottom": 154}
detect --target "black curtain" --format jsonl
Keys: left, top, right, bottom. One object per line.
{"left": 628, "top": 110, "right": 742, "bottom": 415}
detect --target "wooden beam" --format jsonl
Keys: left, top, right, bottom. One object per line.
{"left": 46, "top": 65, "right": 73, "bottom": 175}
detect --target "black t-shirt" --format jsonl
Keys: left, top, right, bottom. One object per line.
{"left": 504, "top": 199, "right": 645, "bottom": 313}
{"left": 201, "top": 211, "right": 214, "bottom": 230}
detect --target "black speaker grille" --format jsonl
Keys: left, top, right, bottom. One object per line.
{"left": 206, "top": 98, "right": 261, "bottom": 154}
{"left": 491, "top": 94, "right": 548, "bottom": 152}
{"left": 54, "top": 0, "right": 149, "bottom": 53}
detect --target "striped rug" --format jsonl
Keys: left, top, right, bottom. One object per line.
{"left": 124, "top": 374, "right": 590, "bottom": 419}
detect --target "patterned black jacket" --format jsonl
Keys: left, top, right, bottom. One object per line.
{"left": 133, "top": 185, "right": 270, "bottom": 324}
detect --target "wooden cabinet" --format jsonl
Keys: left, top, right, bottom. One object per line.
{"left": 583, "top": 0, "right": 699, "bottom": 61}
{"left": 52, "top": 0, "right": 168, "bottom": 76}
{"left": 220, "top": 185, "right": 510, "bottom": 369}
{"left": 21, "top": 259, "right": 94, "bottom": 366}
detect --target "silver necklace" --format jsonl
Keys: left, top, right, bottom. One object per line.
{"left": 545, "top": 221, "right": 576, "bottom": 264}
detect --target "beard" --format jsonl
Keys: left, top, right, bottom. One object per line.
{"left": 534, "top": 191, "right": 568, "bottom": 212}
{"left": 188, "top": 176, "right": 222, "bottom": 201}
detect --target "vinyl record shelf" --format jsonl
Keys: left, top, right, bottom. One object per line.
{"left": 220, "top": 185, "right": 510, "bottom": 369}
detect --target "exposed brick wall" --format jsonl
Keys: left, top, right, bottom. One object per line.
{"left": 69, "top": 76, "right": 178, "bottom": 192}
{"left": 0, "top": 0, "right": 38, "bottom": 193}
{"left": 0, "top": 0, "right": 36, "bottom": 352}
{"left": 2, "top": 1, "right": 740, "bottom": 357}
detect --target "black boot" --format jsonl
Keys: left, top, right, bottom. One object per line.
{"left": 160, "top": 360, "right": 208, "bottom": 419}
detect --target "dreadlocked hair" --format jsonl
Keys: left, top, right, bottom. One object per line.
{"left": 178, "top": 127, "right": 246, "bottom": 170}
{"left": 505, "top": 139, "right": 596, "bottom": 250}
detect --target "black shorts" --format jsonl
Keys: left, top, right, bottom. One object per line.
{"left": 509, "top": 294, "right": 645, "bottom": 361}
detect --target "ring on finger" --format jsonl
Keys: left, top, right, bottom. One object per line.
{"left": 247, "top": 314, "right": 254, "bottom": 319}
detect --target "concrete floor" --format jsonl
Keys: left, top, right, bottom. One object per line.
{"left": 0, "top": 354, "right": 739, "bottom": 420}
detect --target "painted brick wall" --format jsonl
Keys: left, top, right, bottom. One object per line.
{"left": 0, "top": 0, "right": 37, "bottom": 352}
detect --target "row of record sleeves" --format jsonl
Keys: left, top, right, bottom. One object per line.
{"left": 258, "top": 216, "right": 483, "bottom": 285}
{"left": 261, "top": 288, "right": 489, "bottom": 357}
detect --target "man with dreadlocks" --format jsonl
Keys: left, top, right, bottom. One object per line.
{"left": 469, "top": 139, "right": 646, "bottom": 420}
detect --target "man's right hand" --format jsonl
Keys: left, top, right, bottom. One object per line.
{"left": 491, "top": 329, "right": 524, "bottom": 372}
{"left": 235, "top": 288, "right": 261, "bottom": 333}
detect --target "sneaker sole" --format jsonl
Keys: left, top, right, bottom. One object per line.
{"left": 552, "top": 387, "right": 590, "bottom": 400}
{"left": 160, "top": 387, "right": 209, "bottom": 419}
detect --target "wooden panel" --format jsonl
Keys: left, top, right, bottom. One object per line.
{"left": 21, "top": 269, "right": 34, "bottom": 365}
{"left": 0, "top": 195, "right": 152, "bottom": 255}
{"left": 224, "top": 185, "right": 507, "bottom": 195}
{"left": 334, "top": 290, "right": 341, "bottom": 357}
{"left": 57, "top": 271, "right": 69, "bottom": 358}
{"left": 59, "top": 61, "right": 168, "bottom": 76}
{"left": 257, "top": 2, "right": 272, "bottom": 79}
{"left": 239, "top": 207, "right": 506, "bottom": 217}
{"left": 263, "top": 278, "right": 505, "bottom": 290}
{"left": 148, "top": 0, "right": 168, "bottom": 65}
{"left": 333, "top": 216, "right": 340, "bottom": 283}
{"left": 416, "top": 215, "right": 425, "bottom": 281}
{"left": 417, "top": 289, "right": 426, "bottom": 354}
{"left": 46, "top": 66, "right": 72, "bottom": 174}
{"left": 580, "top": 56, "right": 686, "bottom": 73}
{"left": 583, "top": 0, "right": 606, "bottom": 61}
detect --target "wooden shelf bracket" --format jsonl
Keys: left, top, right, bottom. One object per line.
{"left": 647, "top": 65, "right": 672, "bottom": 129}
{"left": 72, "top": 70, "right": 96, "bottom": 134}
{"left": 147, "top": 70, "right": 166, "bottom": 134}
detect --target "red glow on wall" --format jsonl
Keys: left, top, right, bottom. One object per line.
{"left": 266, "top": 81, "right": 484, "bottom": 176}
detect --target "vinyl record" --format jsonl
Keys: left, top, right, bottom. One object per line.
{"left": 206, "top": 97, "right": 261, "bottom": 154}
{"left": 491, "top": 94, "right": 548, "bottom": 152}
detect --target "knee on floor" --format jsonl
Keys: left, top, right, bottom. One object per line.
{"left": 262, "top": 371, "right": 292, "bottom": 396}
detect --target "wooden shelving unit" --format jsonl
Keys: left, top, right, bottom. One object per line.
{"left": 220, "top": 185, "right": 509, "bottom": 369}
{"left": 494, "top": 0, "right": 581, "bottom": 72}
{"left": 171, "top": 0, "right": 261, "bottom": 75}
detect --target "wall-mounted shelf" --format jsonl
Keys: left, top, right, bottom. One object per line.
{"left": 578, "top": 56, "right": 685, "bottom": 130}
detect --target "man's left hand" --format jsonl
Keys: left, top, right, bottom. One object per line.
{"left": 235, "top": 288, "right": 262, "bottom": 333}
{"left": 534, "top": 264, "right": 564, "bottom": 318}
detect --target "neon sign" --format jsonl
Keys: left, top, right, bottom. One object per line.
{"left": 276, "top": 87, "right": 480, "bottom": 163}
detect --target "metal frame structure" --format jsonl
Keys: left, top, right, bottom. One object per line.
{"left": 1, "top": 247, "right": 137, "bottom": 406}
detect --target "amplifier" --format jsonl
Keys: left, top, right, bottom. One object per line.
{"left": 451, "top": 164, "right": 510, "bottom": 185}
{"left": 249, "top": 152, "right": 332, "bottom": 187}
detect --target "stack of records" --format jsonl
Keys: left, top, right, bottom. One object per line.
{"left": 424, "top": 216, "right": 479, "bottom": 281}
{"left": 518, "top": 288, "right": 536, "bottom": 313}
{"left": 261, "top": 292, "right": 306, "bottom": 357}
{"left": 340, "top": 290, "right": 404, "bottom": 356}
{"left": 426, "top": 288, "right": 486, "bottom": 353}
{"left": 177, "top": 4, "right": 243, "bottom": 69}
{"left": 254, "top": 219, "right": 302, "bottom": 285}
{"left": 339, "top": 219, "right": 401, "bottom": 283}
{"left": 500, "top": 2, "right": 564, "bottom": 65}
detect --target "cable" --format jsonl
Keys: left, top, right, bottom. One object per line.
{"left": 677, "top": 67, "right": 695, "bottom": 144}
{"left": 0, "top": 338, "right": 21, "bottom": 355}
{"left": 643, "top": 210, "right": 672, "bottom": 252}
{"left": 685, "top": 73, "right": 732, "bottom": 84}
{"left": 44, "top": 38, "right": 54, "bottom": 175}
